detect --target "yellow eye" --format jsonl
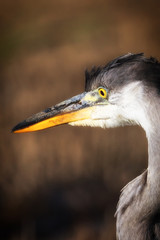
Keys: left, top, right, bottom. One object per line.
{"left": 98, "top": 88, "right": 108, "bottom": 98}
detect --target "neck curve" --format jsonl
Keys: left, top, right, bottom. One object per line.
{"left": 144, "top": 95, "right": 160, "bottom": 204}
{"left": 147, "top": 131, "right": 160, "bottom": 183}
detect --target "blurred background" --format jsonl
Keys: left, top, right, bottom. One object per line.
{"left": 1, "top": 0, "right": 160, "bottom": 239}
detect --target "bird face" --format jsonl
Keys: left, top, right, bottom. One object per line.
{"left": 70, "top": 80, "right": 150, "bottom": 130}
{"left": 71, "top": 81, "right": 144, "bottom": 129}
{"left": 12, "top": 80, "right": 146, "bottom": 133}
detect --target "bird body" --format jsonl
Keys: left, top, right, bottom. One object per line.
{"left": 116, "top": 170, "right": 148, "bottom": 239}
{"left": 12, "top": 53, "right": 160, "bottom": 239}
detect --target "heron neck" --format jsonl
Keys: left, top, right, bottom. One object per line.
{"left": 144, "top": 96, "right": 160, "bottom": 185}
{"left": 147, "top": 130, "right": 160, "bottom": 185}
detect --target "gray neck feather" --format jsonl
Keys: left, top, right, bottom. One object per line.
{"left": 116, "top": 92, "right": 160, "bottom": 240}
{"left": 145, "top": 94, "right": 160, "bottom": 189}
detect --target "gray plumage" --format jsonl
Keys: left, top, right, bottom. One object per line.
{"left": 85, "top": 53, "right": 160, "bottom": 239}
{"left": 12, "top": 53, "right": 160, "bottom": 239}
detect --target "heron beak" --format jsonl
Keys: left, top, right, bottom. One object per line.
{"left": 12, "top": 91, "right": 100, "bottom": 133}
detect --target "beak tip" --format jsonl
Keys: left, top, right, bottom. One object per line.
{"left": 11, "top": 125, "right": 19, "bottom": 133}
{"left": 11, "top": 121, "right": 27, "bottom": 133}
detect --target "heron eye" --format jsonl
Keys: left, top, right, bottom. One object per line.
{"left": 98, "top": 88, "right": 108, "bottom": 99}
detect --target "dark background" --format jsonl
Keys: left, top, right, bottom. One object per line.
{"left": 1, "top": 0, "right": 160, "bottom": 239}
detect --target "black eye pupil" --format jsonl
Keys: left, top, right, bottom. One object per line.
{"left": 100, "top": 90, "right": 104, "bottom": 96}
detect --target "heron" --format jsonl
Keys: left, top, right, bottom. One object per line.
{"left": 12, "top": 53, "right": 160, "bottom": 240}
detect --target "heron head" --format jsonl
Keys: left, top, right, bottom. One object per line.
{"left": 12, "top": 53, "right": 159, "bottom": 133}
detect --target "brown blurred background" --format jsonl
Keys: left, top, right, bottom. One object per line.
{"left": 1, "top": 0, "right": 160, "bottom": 239}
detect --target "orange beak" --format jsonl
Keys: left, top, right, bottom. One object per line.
{"left": 12, "top": 92, "right": 94, "bottom": 133}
